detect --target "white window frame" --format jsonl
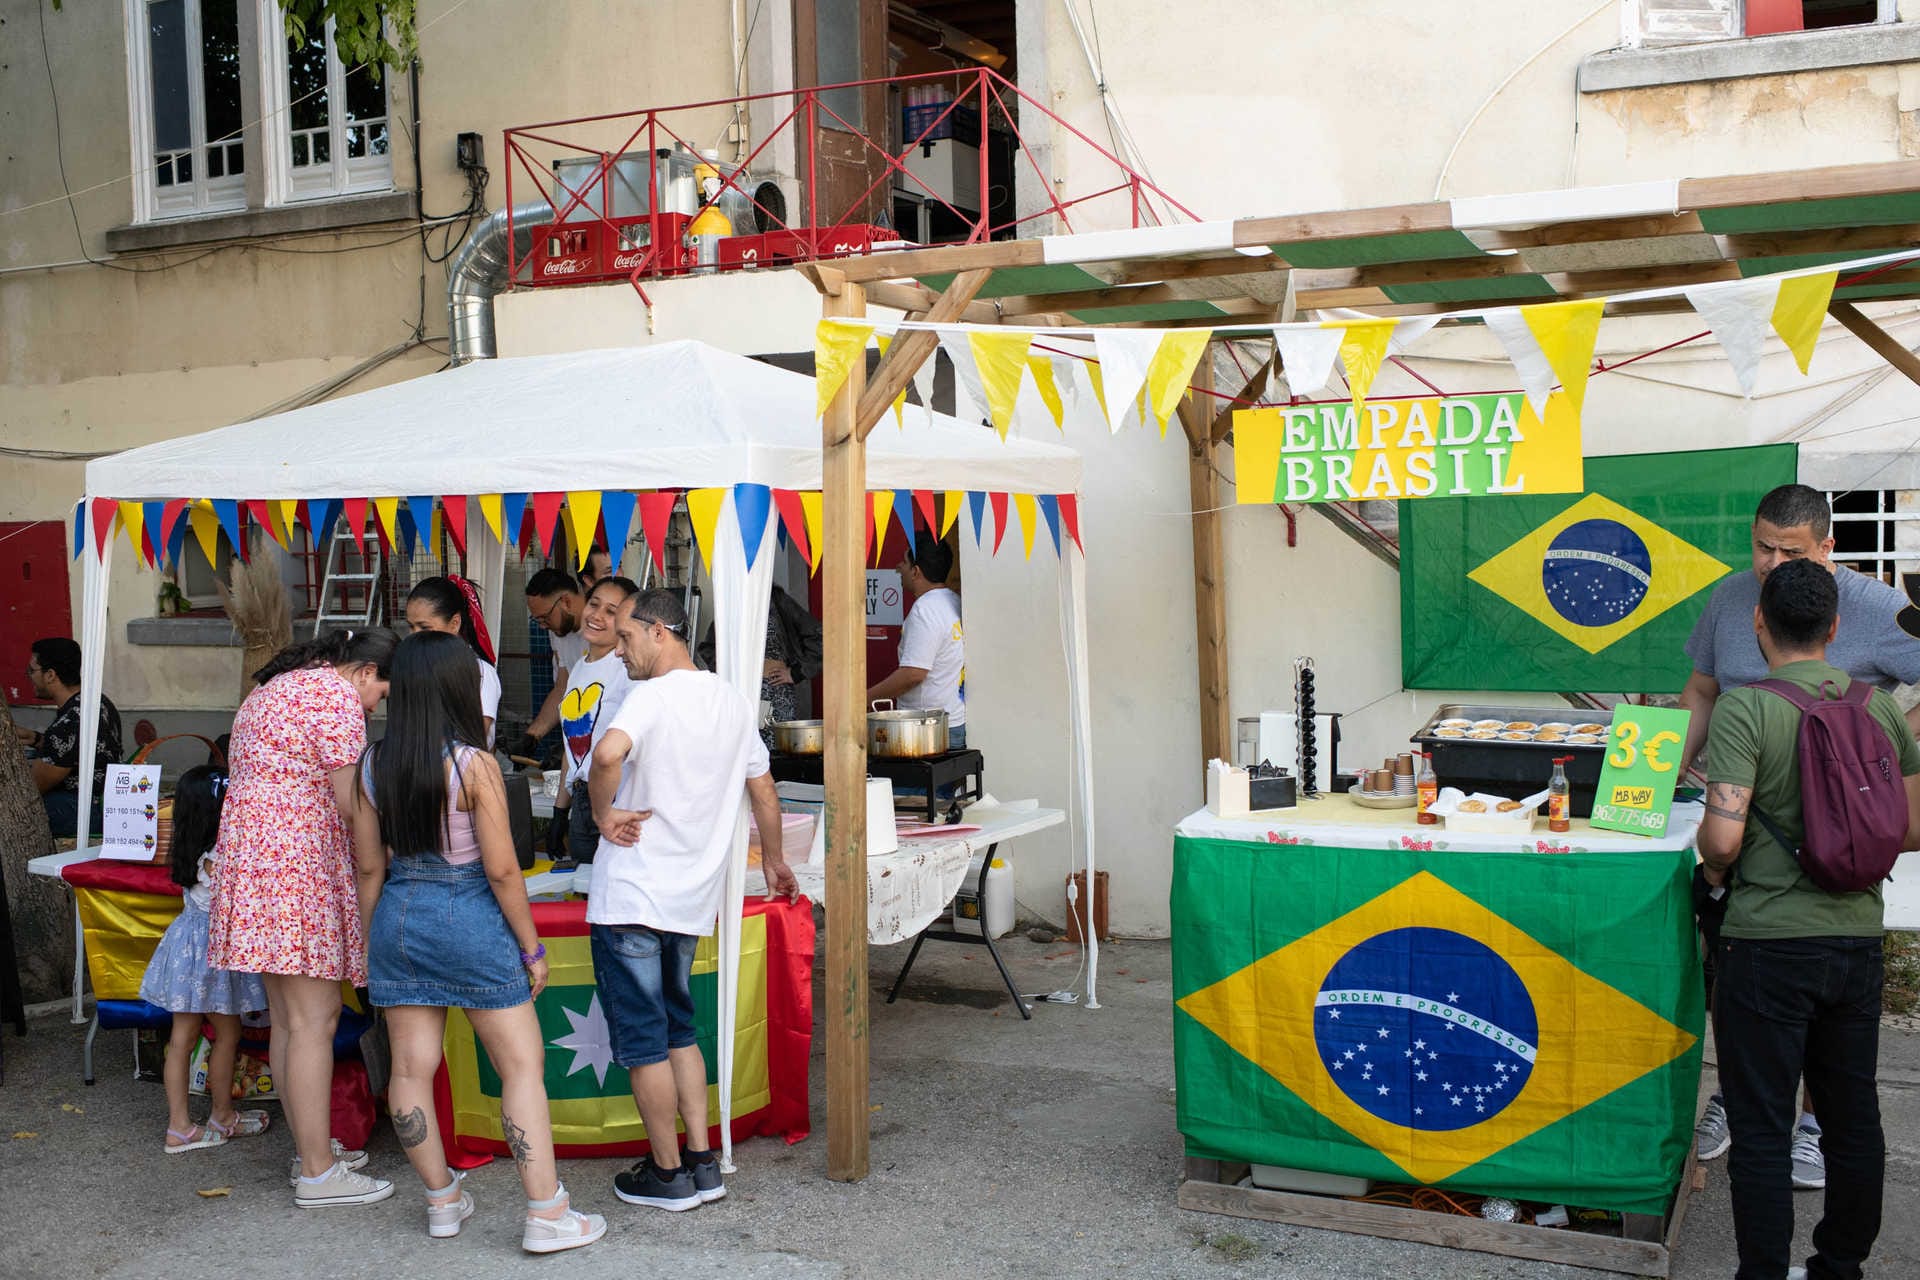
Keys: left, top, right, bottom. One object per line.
{"left": 1824, "top": 488, "right": 1920, "bottom": 587}
{"left": 1620, "top": 0, "right": 1899, "bottom": 49}
{"left": 257, "top": 3, "right": 393, "bottom": 204}
{"left": 124, "top": 0, "right": 247, "bottom": 222}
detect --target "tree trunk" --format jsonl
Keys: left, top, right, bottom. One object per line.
{"left": 0, "top": 690, "right": 72, "bottom": 1003}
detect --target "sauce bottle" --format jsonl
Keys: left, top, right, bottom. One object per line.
{"left": 1548, "top": 756, "right": 1572, "bottom": 833}
{"left": 1415, "top": 751, "right": 1439, "bottom": 825}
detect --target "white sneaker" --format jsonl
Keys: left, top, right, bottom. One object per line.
{"left": 522, "top": 1185, "right": 607, "bottom": 1255}
{"left": 427, "top": 1172, "right": 474, "bottom": 1239}
{"left": 294, "top": 1160, "right": 395, "bottom": 1208}
{"left": 288, "top": 1139, "right": 370, "bottom": 1187}
{"left": 1790, "top": 1125, "right": 1826, "bottom": 1190}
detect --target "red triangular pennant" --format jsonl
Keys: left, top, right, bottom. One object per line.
{"left": 772, "top": 489, "right": 811, "bottom": 569}
{"left": 340, "top": 497, "right": 366, "bottom": 553}
{"left": 637, "top": 491, "right": 678, "bottom": 578}
{"left": 441, "top": 494, "right": 469, "bottom": 560}
{"left": 989, "top": 492, "right": 1010, "bottom": 555}
{"left": 295, "top": 500, "right": 312, "bottom": 535}
{"left": 90, "top": 498, "right": 118, "bottom": 562}
{"left": 243, "top": 499, "right": 275, "bottom": 550}
{"left": 530, "top": 492, "right": 564, "bottom": 558}
{"left": 160, "top": 499, "right": 190, "bottom": 552}
{"left": 1058, "top": 493, "right": 1083, "bottom": 552}
{"left": 913, "top": 489, "right": 938, "bottom": 537}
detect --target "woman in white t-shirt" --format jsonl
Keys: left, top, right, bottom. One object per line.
{"left": 547, "top": 575, "right": 639, "bottom": 868}
{"left": 405, "top": 576, "right": 503, "bottom": 746}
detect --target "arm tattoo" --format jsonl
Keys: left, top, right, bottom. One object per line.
{"left": 501, "top": 1112, "right": 533, "bottom": 1169}
{"left": 1705, "top": 782, "right": 1751, "bottom": 824}
{"left": 391, "top": 1105, "right": 429, "bottom": 1150}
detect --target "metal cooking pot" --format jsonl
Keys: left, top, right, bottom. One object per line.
{"left": 868, "top": 699, "right": 948, "bottom": 758}
{"left": 772, "top": 719, "right": 824, "bottom": 755}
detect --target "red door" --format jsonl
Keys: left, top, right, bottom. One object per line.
{"left": 1, "top": 522, "right": 74, "bottom": 705}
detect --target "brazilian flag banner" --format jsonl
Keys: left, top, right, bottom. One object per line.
{"left": 1173, "top": 837, "right": 1703, "bottom": 1213}
{"left": 1400, "top": 444, "right": 1797, "bottom": 692}
{"left": 440, "top": 898, "right": 814, "bottom": 1159}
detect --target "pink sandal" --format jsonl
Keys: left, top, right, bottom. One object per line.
{"left": 164, "top": 1125, "right": 227, "bottom": 1154}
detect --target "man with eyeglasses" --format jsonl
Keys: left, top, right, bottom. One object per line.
{"left": 14, "top": 637, "right": 123, "bottom": 837}
{"left": 514, "top": 568, "right": 589, "bottom": 763}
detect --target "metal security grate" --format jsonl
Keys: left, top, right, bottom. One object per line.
{"left": 1825, "top": 489, "right": 1920, "bottom": 587}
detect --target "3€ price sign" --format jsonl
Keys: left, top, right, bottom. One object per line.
{"left": 1588, "top": 705, "right": 1691, "bottom": 839}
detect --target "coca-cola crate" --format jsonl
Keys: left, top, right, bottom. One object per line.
{"left": 759, "top": 228, "right": 813, "bottom": 264}
{"left": 717, "top": 234, "right": 766, "bottom": 271}
{"left": 527, "top": 221, "right": 603, "bottom": 283}
{"left": 603, "top": 214, "right": 692, "bottom": 279}
{"left": 815, "top": 224, "right": 904, "bottom": 258}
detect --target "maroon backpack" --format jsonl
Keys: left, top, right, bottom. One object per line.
{"left": 1749, "top": 677, "right": 1908, "bottom": 894}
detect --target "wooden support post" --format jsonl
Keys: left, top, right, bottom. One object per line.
{"left": 1177, "top": 352, "right": 1232, "bottom": 769}
{"left": 1829, "top": 300, "right": 1920, "bottom": 390}
{"left": 820, "top": 281, "right": 871, "bottom": 1182}
{"left": 854, "top": 268, "right": 993, "bottom": 438}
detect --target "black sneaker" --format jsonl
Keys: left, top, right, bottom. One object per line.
{"left": 613, "top": 1156, "right": 699, "bottom": 1211}
{"left": 683, "top": 1149, "right": 725, "bottom": 1203}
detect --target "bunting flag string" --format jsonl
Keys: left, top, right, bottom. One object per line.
{"left": 734, "top": 483, "right": 773, "bottom": 571}
{"left": 273, "top": 500, "right": 302, "bottom": 549}
{"left": 406, "top": 497, "right": 438, "bottom": 560}
{"left": 529, "top": 493, "right": 564, "bottom": 559}
{"left": 309, "top": 498, "right": 341, "bottom": 551}
{"left": 563, "top": 490, "right": 602, "bottom": 569}
{"left": 211, "top": 499, "right": 246, "bottom": 563}
{"left": 967, "top": 491, "right": 989, "bottom": 548}
{"left": 891, "top": 489, "right": 916, "bottom": 548}
{"left": 188, "top": 501, "right": 221, "bottom": 567}
{"left": 1326, "top": 317, "right": 1398, "bottom": 410}
{"left": 814, "top": 319, "right": 874, "bottom": 417}
{"left": 477, "top": 494, "right": 504, "bottom": 543}
{"left": 685, "top": 488, "right": 725, "bottom": 574}
{"left": 798, "top": 491, "right": 825, "bottom": 574}
{"left": 1058, "top": 494, "right": 1083, "bottom": 553}
{"left": 636, "top": 490, "right": 678, "bottom": 578}
{"left": 1012, "top": 493, "right": 1039, "bottom": 560}
{"left": 342, "top": 497, "right": 369, "bottom": 554}
{"left": 1090, "top": 331, "right": 1159, "bottom": 434}
{"left": 1143, "top": 330, "right": 1214, "bottom": 437}
{"left": 772, "top": 488, "right": 812, "bottom": 570}
{"left": 371, "top": 498, "right": 401, "bottom": 557}
{"left": 1037, "top": 494, "right": 1062, "bottom": 554}
{"left": 966, "top": 330, "right": 1035, "bottom": 440}
{"left": 598, "top": 491, "right": 636, "bottom": 572}
{"left": 141, "top": 502, "right": 167, "bottom": 567}
{"left": 868, "top": 491, "right": 894, "bottom": 566}
{"left": 988, "top": 492, "right": 1011, "bottom": 556}
{"left": 1520, "top": 299, "right": 1605, "bottom": 415}
{"left": 438, "top": 495, "right": 467, "bottom": 559}
{"left": 501, "top": 494, "right": 530, "bottom": 548}
{"left": 941, "top": 489, "right": 964, "bottom": 539}
{"left": 117, "top": 502, "right": 146, "bottom": 563}
{"left": 912, "top": 489, "right": 939, "bottom": 539}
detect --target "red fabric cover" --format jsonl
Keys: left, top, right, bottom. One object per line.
{"left": 61, "top": 858, "right": 182, "bottom": 897}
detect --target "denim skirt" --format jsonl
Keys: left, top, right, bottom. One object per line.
{"left": 367, "top": 854, "right": 531, "bottom": 1010}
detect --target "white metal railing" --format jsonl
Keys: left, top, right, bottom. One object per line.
{"left": 1826, "top": 489, "right": 1920, "bottom": 586}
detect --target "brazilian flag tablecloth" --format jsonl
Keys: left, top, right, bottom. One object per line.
{"left": 438, "top": 895, "right": 814, "bottom": 1162}
{"left": 1173, "top": 828, "right": 1703, "bottom": 1214}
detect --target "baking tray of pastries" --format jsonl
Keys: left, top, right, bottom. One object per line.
{"left": 1413, "top": 704, "right": 1610, "bottom": 750}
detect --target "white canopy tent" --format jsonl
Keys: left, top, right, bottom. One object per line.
{"left": 75, "top": 338, "right": 1098, "bottom": 1168}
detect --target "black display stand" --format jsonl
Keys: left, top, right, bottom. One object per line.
{"left": 768, "top": 748, "right": 984, "bottom": 824}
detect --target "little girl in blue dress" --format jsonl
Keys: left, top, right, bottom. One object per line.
{"left": 139, "top": 765, "right": 272, "bottom": 1153}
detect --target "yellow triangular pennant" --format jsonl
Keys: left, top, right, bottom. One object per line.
{"left": 117, "top": 501, "right": 147, "bottom": 560}
{"left": 478, "top": 494, "right": 504, "bottom": 543}
{"left": 815, "top": 320, "right": 874, "bottom": 418}
{"left": 1026, "top": 356, "right": 1066, "bottom": 430}
{"left": 272, "top": 499, "right": 300, "bottom": 548}
{"left": 1013, "top": 493, "right": 1038, "bottom": 560}
{"left": 874, "top": 332, "right": 909, "bottom": 429}
{"left": 372, "top": 497, "right": 401, "bottom": 550}
{"left": 1085, "top": 360, "right": 1109, "bottom": 418}
{"left": 1325, "top": 318, "right": 1397, "bottom": 410}
{"left": 564, "top": 490, "right": 602, "bottom": 569}
{"left": 1520, "top": 299, "right": 1605, "bottom": 414}
{"left": 685, "top": 488, "right": 725, "bottom": 574}
{"left": 1771, "top": 271, "right": 1837, "bottom": 376}
{"left": 799, "top": 491, "right": 824, "bottom": 575}
{"left": 870, "top": 492, "right": 894, "bottom": 566}
{"left": 941, "top": 490, "right": 964, "bottom": 539}
{"left": 1144, "top": 329, "right": 1213, "bottom": 437}
{"left": 188, "top": 501, "right": 221, "bottom": 568}
{"left": 966, "top": 330, "right": 1034, "bottom": 440}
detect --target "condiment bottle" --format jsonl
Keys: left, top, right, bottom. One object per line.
{"left": 1548, "top": 756, "right": 1572, "bottom": 833}
{"left": 1415, "top": 752, "right": 1439, "bottom": 825}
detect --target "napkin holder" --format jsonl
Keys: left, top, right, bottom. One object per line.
{"left": 1207, "top": 759, "right": 1250, "bottom": 817}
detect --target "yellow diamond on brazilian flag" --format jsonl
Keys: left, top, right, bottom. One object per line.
{"left": 1176, "top": 871, "right": 1696, "bottom": 1186}
{"left": 1467, "top": 492, "right": 1732, "bottom": 656}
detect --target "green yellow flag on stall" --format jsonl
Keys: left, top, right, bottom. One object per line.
{"left": 1400, "top": 444, "right": 1797, "bottom": 692}
{"left": 1173, "top": 839, "right": 1704, "bottom": 1212}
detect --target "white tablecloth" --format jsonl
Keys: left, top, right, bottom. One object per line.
{"left": 1176, "top": 794, "right": 1703, "bottom": 856}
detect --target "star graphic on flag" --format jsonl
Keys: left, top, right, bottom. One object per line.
{"left": 1447, "top": 992, "right": 1459, "bottom": 1003}
{"left": 548, "top": 993, "right": 615, "bottom": 1087}
{"left": 1332, "top": 1059, "right": 1343, "bottom": 1070}
{"left": 1451, "top": 1095, "right": 1462, "bottom": 1106}
{"left": 1376, "top": 1028, "right": 1390, "bottom": 1039}
{"left": 1328, "top": 1009, "right": 1339, "bottom": 1019}
{"left": 1414, "top": 1039, "right": 1425, "bottom": 1050}
{"left": 1377, "top": 1085, "right": 1389, "bottom": 1096}
{"left": 1416, "top": 1070, "right": 1428, "bottom": 1082}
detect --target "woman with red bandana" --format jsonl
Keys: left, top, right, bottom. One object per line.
{"left": 405, "top": 576, "right": 502, "bottom": 747}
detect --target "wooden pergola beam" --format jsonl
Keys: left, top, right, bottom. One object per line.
{"left": 1176, "top": 351, "right": 1230, "bottom": 771}
{"left": 1829, "top": 299, "right": 1920, "bottom": 390}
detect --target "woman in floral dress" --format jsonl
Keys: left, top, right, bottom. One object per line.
{"left": 207, "top": 627, "right": 397, "bottom": 1208}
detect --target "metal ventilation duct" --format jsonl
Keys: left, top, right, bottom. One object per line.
{"left": 446, "top": 202, "right": 555, "bottom": 364}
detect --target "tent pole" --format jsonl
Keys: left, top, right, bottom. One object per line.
{"left": 1176, "top": 351, "right": 1231, "bottom": 772}
{"left": 821, "top": 279, "right": 873, "bottom": 1182}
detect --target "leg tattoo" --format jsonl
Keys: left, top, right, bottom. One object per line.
{"left": 391, "top": 1106, "right": 430, "bottom": 1149}
{"left": 501, "top": 1112, "right": 533, "bottom": 1169}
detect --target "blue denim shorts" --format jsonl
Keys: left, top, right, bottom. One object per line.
{"left": 589, "top": 923, "right": 699, "bottom": 1068}
{"left": 368, "top": 855, "right": 531, "bottom": 1010}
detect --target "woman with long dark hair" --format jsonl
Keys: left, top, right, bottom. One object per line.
{"left": 405, "top": 575, "right": 502, "bottom": 746}
{"left": 206, "top": 627, "right": 397, "bottom": 1208}
{"left": 352, "top": 632, "right": 605, "bottom": 1252}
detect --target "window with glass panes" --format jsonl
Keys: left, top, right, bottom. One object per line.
{"left": 140, "top": 0, "right": 245, "bottom": 217}
{"left": 275, "top": 13, "right": 392, "bottom": 200}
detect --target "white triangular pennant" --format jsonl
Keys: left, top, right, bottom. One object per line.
{"left": 912, "top": 348, "right": 940, "bottom": 429}
{"left": 1482, "top": 308, "right": 1559, "bottom": 415}
{"left": 1387, "top": 315, "right": 1442, "bottom": 355}
{"left": 1091, "top": 330, "right": 1162, "bottom": 434}
{"left": 1270, "top": 325, "right": 1344, "bottom": 398}
{"left": 937, "top": 331, "right": 989, "bottom": 429}
{"left": 1684, "top": 277, "right": 1781, "bottom": 397}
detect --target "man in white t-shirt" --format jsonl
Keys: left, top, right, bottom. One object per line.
{"left": 868, "top": 536, "right": 966, "bottom": 748}
{"left": 587, "top": 589, "right": 798, "bottom": 1212}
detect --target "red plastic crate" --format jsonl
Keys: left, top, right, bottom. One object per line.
{"left": 718, "top": 233, "right": 766, "bottom": 271}
{"left": 816, "top": 224, "right": 903, "bottom": 258}
{"left": 604, "top": 213, "right": 691, "bottom": 279}
{"left": 528, "top": 221, "right": 602, "bottom": 283}
{"left": 759, "top": 229, "right": 813, "bottom": 264}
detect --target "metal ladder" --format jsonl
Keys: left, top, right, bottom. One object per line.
{"left": 312, "top": 522, "right": 383, "bottom": 638}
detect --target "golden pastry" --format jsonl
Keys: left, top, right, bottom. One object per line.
{"left": 1458, "top": 799, "right": 1488, "bottom": 813}
{"left": 1438, "top": 718, "right": 1472, "bottom": 729}
{"left": 1537, "top": 722, "right": 1573, "bottom": 733}
{"left": 1504, "top": 721, "right": 1537, "bottom": 732}
{"left": 1573, "top": 723, "right": 1606, "bottom": 736}
{"left": 1534, "top": 732, "right": 1565, "bottom": 743}
{"left": 1434, "top": 727, "right": 1466, "bottom": 738}
{"left": 1472, "top": 719, "right": 1505, "bottom": 730}
{"left": 1566, "top": 733, "right": 1601, "bottom": 745}
{"left": 1467, "top": 729, "right": 1499, "bottom": 739}
{"left": 1500, "top": 731, "right": 1533, "bottom": 741}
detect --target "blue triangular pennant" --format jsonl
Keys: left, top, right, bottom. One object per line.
{"left": 210, "top": 499, "right": 245, "bottom": 560}
{"left": 309, "top": 498, "right": 341, "bottom": 547}
{"left": 1037, "top": 494, "right": 1062, "bottom": 556}
{"left": 733, "top": 484, "right": 773, "bottom": 571}
{"left": 501, "top": 493, "right": 529, "bottom": 544}
{"left": 599, "top": 491, "right": 636, "bottom": 574}
{"left": 893, "top": 489, "right": 916, "bottom": 550}
{"left": 72, "top": 501, "right": 84, "bottom": 560}
{"left": 967, "top": 491, "right": 988, "bottom": 548}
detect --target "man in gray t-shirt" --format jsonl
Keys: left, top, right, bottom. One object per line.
{"left": 1679, "top": 485, "right": 1920, "bottom": 778}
